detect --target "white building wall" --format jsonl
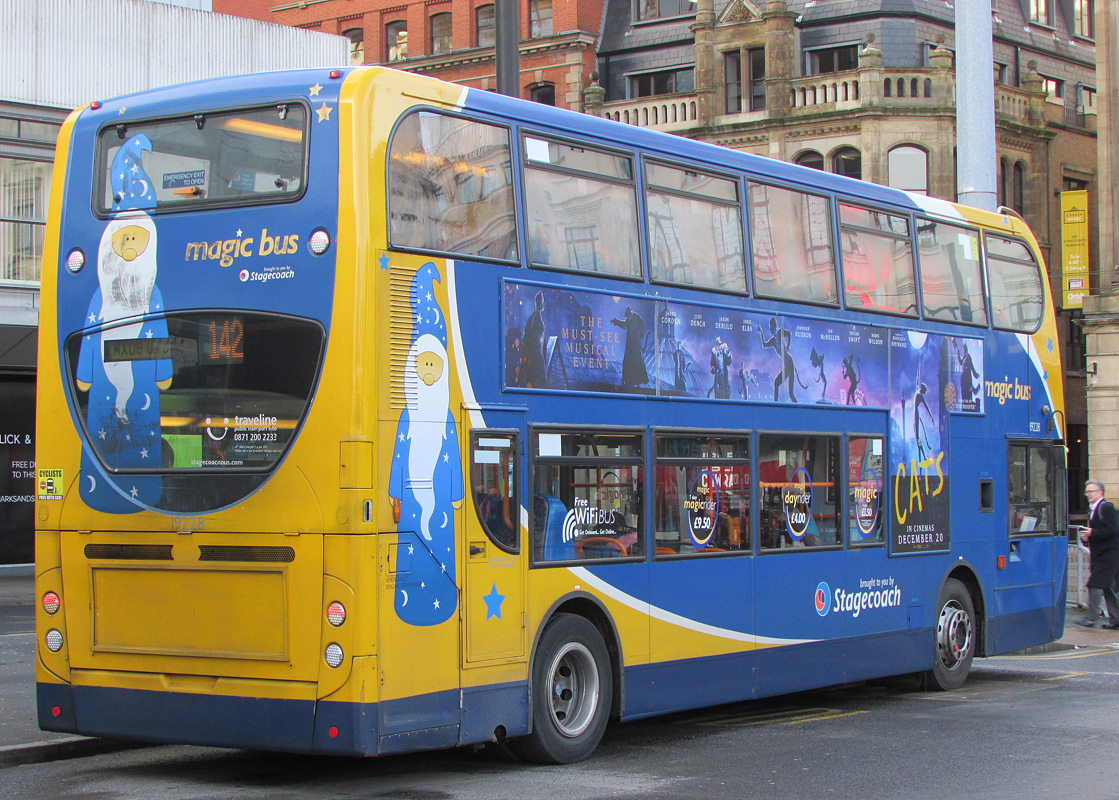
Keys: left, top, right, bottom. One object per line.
{"left": 1, "top": 0, "right": 347, "bottom": 110}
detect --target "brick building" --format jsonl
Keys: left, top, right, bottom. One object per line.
{"left": 226, "top": 0, "right": 605, "bottom": 108}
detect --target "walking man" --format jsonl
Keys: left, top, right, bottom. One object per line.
{"left": 1076, "top": 480, "right": 1119, "bottom": 629}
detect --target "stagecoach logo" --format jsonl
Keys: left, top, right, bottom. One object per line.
{"left": 814, "top": 581, "right": 831, "bottom": 616}
{"left": 815, "top": 577, "right": 903, "bottom": 618}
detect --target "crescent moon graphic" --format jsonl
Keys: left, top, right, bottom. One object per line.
{"left": 400, "top": 589, "right": 409, "bottom": 607}
{"left": 440, "top": 512, "right": 449, "bottom": 528}
{"left": 136, "top": 178, "right": 149, "bottom": 196}
{"left": 87, "top": 475, "right": 97, "bottom": 493}
{"left": 140, "top": 393, "right": 151, "bottom": 411}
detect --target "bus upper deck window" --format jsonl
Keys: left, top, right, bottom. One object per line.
{"left": 388, "top": 110, "right": 518, "bottom": 262}
{"left": 645, "top": 160, "right": 746, "bottom": 294}
{"left": 916, "top": 220, "right": 989, "bottom": 326}
{"left": 523, "top": 136, "right": 641, "bottom": 280}
{"left": 839, "top": 203, "right": 916, "bottom": 317}
{"left": 985, "top": 234, "right": 1044, "bottom": 333}
{"left": 96, "top": 104, "right": 307, "bottom": 215}
{"left": 747, "top": 181, "right": 837, "bottom": 306}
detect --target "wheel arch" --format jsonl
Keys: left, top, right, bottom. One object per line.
{"left": 940, "top": 561, "right": 987, "bottom": 658}
{"left": 529, "top": 591, "right": 625, "bottom": 722}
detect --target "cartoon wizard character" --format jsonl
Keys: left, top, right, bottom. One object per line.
{"left": 388, "top": 262, "right": 464, "bottom": 626}
{"left": 75, "top": 134, "right": 171, "bottom": 512}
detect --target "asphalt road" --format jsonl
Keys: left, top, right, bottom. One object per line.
{"left": 2, "top": 646, "right": 1118, "bottom": 800}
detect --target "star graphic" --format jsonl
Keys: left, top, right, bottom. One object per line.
{"left": 483, "top": 583, "right": 505, "bottom": 620}
{"left": 119, "top": 107, "right": 127, "bottom": 115}
{"left": 236, "top": 229, "right": 243, "bottom": 237}
{"left": 130, "top": 486, "right": 138, "bottom": 498}
{"left": 1047, "top": 338, "right": 1054, "bottom": 354}
{"left": 408, "top": 544, "right": 414, "bottom": 555}
{"left": 379, "top": 253, "right": 390, "bottom": 270}
{"left": 140, "top": 448, "right": 149, "bottom": 459}
{"left": 433, "top": 598, "right": 441, "bottom": 610}
{"left": 316, "top": 103, "right": 333, "bottom": 122}
{"left": 309, "top": 83, "right": 322, "bottom": 96}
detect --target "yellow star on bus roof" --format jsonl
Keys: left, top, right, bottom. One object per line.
{"left": 309, "top": 83, "right": 322, "bottom": 96}
{"left": 316, "top": 103, "right": 333, "bottom": 122}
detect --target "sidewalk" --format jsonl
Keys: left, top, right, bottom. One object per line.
{"left": 0, "top": 567, "right": 1116, "bottom": 768}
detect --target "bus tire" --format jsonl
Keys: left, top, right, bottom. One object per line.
{"left": 515, "top": 613, "right": 612, "bottom": 764}
{"left": 925, "top": 578, "right": 975, "bottom": 691}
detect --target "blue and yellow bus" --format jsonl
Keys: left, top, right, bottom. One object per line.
{"left": 37, "top": 67, "right": 1067, "bottom": 763}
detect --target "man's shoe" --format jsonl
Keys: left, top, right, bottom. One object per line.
{"left": 1074, "top": 618, "right": 1098, "bottom": 628}
{"left": 1102, "top": 623, "right": 1119, "bottom": 630}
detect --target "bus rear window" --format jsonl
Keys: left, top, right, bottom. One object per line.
{"left": 96, "top": 104, "right": 307, "bottom": 214}
{"left": 66, "top": 311, "right": 324, "bottom": 475}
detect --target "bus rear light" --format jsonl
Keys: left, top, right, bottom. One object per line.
{"left": 324, "top": 643, "right": 344, "bottom": 668}
{"left": 89, "top": 101, "right": 101, "bottom": 110}
{"left": 42, "top": 592, "right": 60, "bottom": 615}
{"left": 45, "top": 629, "right": 63, "bottom": 652}
{"left": 309, "top": 229, "right": 331, "bottom": 255}
{"left": 66, "top": 249, "right": 85, "bottom": 273}
{"left": 327, "top": 601, "right": 346, "bottom": 626}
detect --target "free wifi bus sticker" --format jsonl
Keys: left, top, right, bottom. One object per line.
{"left": 37, "top": 468, "right": 63, "bottom": 501}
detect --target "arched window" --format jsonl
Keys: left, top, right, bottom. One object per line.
{"left": 832, "top": 147, "right": 861, "bottom": 179}
{"left": 344, "top": 28, "right": 364, "bottom": 65}
{"left": 430, "top": 13, "right": 452, "bottom": 55}
{"left": 1012, "top": 161, "right": 1026, "bottom": 215}
{"left": 999, "top": 157, "right": 1009, "bottom": 207}
{"left": 385, "top": 21, "right": 407, "bottom": 62}
{"left": 794, "top": 150, "right": 824, "bottom": 171}
{"left": 476, "top": 5, "right": 495, "bottom": 48}
{"left": 530, "top": 83, "right": 555, "bottom": 106}
{"left": 887, "top": 145, "right": 928, "bottom": 194}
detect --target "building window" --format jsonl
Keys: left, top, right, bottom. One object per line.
{"left": 530, "top": 83, "right": 555, "bottom": 105}
{"left": 529, "top": 0, "right": 552, "bottom": 38}
{"left": 637, "top": 0, "right": 693, "bottom": 21}
{"left": 1081, "top": 86, "right": 1097, "bottom": 111}
{"left": 1042, "top": 77, "right": 1065, "bottom": 100}
{"left": 0, "top": 157, "right": 52, "bottom": 283}
{"left": 386, "top": 20, "right": 407, "bottom": 62}
{"left": 887, "top": 145, "right": 928, "bottom": 194}
{"left": 748, "top": 47, "right": 765, "bottom": 111}
{"left": 628, "top": 68, "right": 694, "bottom": 98}
{"left": 832, "top": 147, "right": 861, "bottom": 179}
{"left": 430, "top": 13, "right": 452, "bottom": 55}
{"left": 1074, "top": 0, "right": 1094, "bottom": 39}
{"left": 476, "top": 5, "right": 495, "bottom": 47}
{"left": 808, "top": 45, "right": 858, "bottom": 75}
{"left": 1012, "top": 161, "right": 1025, "bottom": 216}
{"left": 344, "top": 28, "right": 364, "bottom": 65}
{"left": 724, "top": 52, "right": 742, "bottom": 113}
{"left": 1029, "top": 0, "right": 1053, "bottom": 26}
{"left": 794, "top": 150, "right": 824, "bottom": 171}
{"left": 999, "top": 157, "right": 1009, "bottom": 207}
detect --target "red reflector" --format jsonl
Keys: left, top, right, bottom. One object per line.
{"left": 997, "top": 555, "right": 1006, "bottom": 570}
{"left": 52, "top": 706, "right": 61, "bottom": 718}
{"left": 329, "top": 726, "right": 339, "bottom": 739}
{"left": 90, "top": 101, "right": 101, "bottom": 110}
{"left": 42, "top": 592, "right": 60, "bottom": 615}
{"left": 329, "top": 70, "right": 341, "bottom": 79}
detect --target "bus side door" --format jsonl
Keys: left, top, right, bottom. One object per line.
{"left": 462, "top": 425, "right": 525, "bottom": 663}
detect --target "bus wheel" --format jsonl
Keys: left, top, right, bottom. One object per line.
{"left": 925, "top": 578, "right": 975, "bottom": 691}
{"left": 516, "top": 613, "right": 612, "bottom": 764}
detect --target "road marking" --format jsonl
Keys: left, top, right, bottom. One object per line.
{"left": 1042, "top": 672, "right": 1087, "bottom": 680}
{"left": 680, "top": 706, "right": 869, "bottom": 728}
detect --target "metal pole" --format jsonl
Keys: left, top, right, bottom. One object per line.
{"left": 494, "top": 0, "right": 520, "bottom": 98}
{"left": 955, "top": 0, "right": 997, "bottom": 212}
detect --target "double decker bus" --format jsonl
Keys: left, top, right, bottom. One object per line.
{"left": 36, "top": 67, "right": 1067, "bottom": 763}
